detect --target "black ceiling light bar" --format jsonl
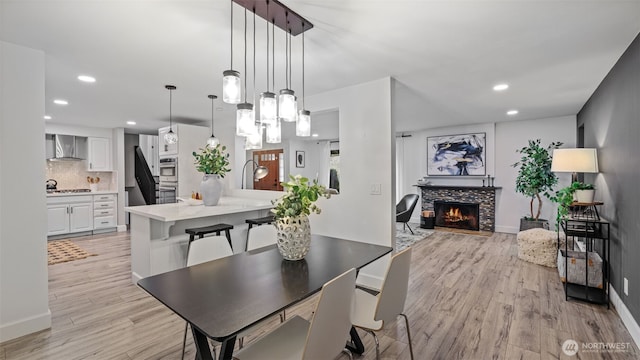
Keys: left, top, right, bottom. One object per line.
{"left": 232, "top": 0, "right": 313, "bottom": 35}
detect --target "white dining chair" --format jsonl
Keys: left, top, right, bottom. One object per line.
{"left": 233, "top": 268, "right": 357, "bottom": 360}
{"left": 181, "top": 235, "right": 234, "bottom": 360}
{"left": 245, "top": 224, "right": 277, "bottom": 251}
{"left": 351, "top": 247, "right": 414, "bottom": 360}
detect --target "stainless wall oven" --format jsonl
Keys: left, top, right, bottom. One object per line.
{"left": 158, "top": 157, "right": 178, "bottom": 203}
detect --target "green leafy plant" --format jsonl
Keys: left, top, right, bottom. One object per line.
{"left": 271, "top": 175, "right": 331, "bottom": 219}
{"left": 551, "top": 181, "right": 596, "bottom": 224}
{"left": 192, "top": 144, "right": 231, "bottom": 176}
{"left": 512, "top": 139, "right": 563, "bottom": 220}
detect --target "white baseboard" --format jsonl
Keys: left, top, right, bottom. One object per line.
{"left": 495, "top": 225, "right": 518, "bottom": 234}
{"left": 117, "top": 225, "right": 127, "bottom": 232}
{"left": 610, "top": 285, "right": 640, "bottom": 350}
{"left": 0, "top": 309, "right": 51, "bottom": 343}
{"left": 131, "top": 272, "right": 143, "bottom": 285}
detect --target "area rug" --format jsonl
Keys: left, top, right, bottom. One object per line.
{"left": 396, "top": 223, "right": 434, "bottom": 251}
{"left": 48, "top": 240, "right": 97, "bottom": 265}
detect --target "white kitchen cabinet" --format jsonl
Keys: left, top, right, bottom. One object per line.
{"left": 88, "top": 137, "right": 112, "bottom": 171}
{"left": 93, "top": 194, "right": 117, "bottom": 231}
{"left": 47, "top": 195, "right": 93, "bottom": 236}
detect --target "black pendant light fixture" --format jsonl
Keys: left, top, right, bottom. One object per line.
{"left": 278, "top": 16, "right": 296, "bottom": 123}
{"left": 236, "top": 8, "right": 255, "bottom": 136}
{"left": 259, "top": 0, "right": 276, "bottom": 125}
{"left": 246, "top": 8, "right": 263, "bottom": 150}
{"left": 164, "top": 85, "right": 178, "bottom": 145}
{"left": 206, "top": 95, "right": 219, "bottom": 148}
{"left": 296, "top": 27, "right": 311, "bottom": 137}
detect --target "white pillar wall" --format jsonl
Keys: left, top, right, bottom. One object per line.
{"left": 305, "top": 77, "right": 396, "bottom": 288}
{"left": 0, "top": 41, "right": 51, "bottom": 342}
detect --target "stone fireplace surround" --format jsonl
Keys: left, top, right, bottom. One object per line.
{"left": 417, "top": 185, "right": 499, "bottom": 232}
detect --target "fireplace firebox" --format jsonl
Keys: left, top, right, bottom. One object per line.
{"left": 434, "top": 201, "right": 480, "bottom": 231}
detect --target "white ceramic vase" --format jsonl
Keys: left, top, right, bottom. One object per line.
{"left": 275, "top": 215, "right": 311, "bottom": 260}
{"left": 200, "top": 174, "right": 222, "bottom": 206}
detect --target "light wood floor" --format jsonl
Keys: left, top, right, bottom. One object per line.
{"left": 1, "top": 231, "right": 638, "bottom": 360}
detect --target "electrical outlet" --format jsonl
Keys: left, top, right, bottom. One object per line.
{"left": 370, "top": 183, "right": 381, "bottom": 195}
{"left": 624, "top": 278, "right": 629, "bottom": 296}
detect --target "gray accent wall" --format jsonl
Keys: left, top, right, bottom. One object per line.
{"left": 578, "top": 32, "right": 640, "bottom": 323}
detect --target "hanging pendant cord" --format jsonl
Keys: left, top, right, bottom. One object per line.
{"left": 169, "top": 89, "right": 173, "bottom": 129}
{"left": 272, "top": 19, "right": 275, "bottom": 92}
{"left": 288, "top": 30, "right": 292, "bottom": 89}
{"left": 243, "top": 8, "right": 247, "bottom": 102}
{"left": 266, "top": 1, "right": 269, "bottom": 91}
{"left": 230, "top": 0, "right": 233, "bottom": 69}
{"left": 285, "top": 13, "right": 289, "bottom": 90}
{"left": 302, "top": 28, "right": 305, "bottom": 109}
{"left": 253, "top": 8, "right": 256, "bottom": 106}
{"left": 211, "top": 97, "right": 215, "bottom": 136}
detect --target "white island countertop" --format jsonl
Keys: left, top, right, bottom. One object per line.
{"left": 125, "top": 196, "right": 273, "bottom": 222}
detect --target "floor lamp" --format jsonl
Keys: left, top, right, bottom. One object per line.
{"left": 241, "top": 159, "right": 269, "bottom": 189}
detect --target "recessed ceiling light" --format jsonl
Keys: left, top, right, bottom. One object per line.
{"left": 493, "top": 83, "right": 509, "bottom": 91}
{"left": 507, "top": 110, "right": 519, "bottom": 116}
{"left": 44, "top": 115, "right": 52, "bottom": 120}
{"left": 311, "top": 133, "right": 319, "bottom": 137}
{"left": 53, "top": 99, "right": 68, "bottom": 105}
{"left": 77, "top": 75, "right": 96, "bottom": 83}
{"left": 126, "top": 121, "right": 136, "bottom": 125}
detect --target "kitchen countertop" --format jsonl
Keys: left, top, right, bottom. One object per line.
{"left": 125, "top": 196, "right": 273, "bottom": 222}
{"left": 46, "top": 190, "right": 118, "bottom": 197}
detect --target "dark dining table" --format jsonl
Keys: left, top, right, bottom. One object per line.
{"left": 137, "top": 235, "right": 392, "bottom": 360}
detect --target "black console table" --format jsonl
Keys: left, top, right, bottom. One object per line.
{"left": 560, "top": 218, "right": 610, "bottom": 307}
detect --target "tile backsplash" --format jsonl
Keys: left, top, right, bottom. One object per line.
{"left": 46, "top": 160, "right": 115, "bottom": 191}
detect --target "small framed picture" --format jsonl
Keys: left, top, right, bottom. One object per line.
{"left": 296, "top": 151, "right": 305, "bottom": 168}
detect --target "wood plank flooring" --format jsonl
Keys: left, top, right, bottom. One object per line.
{"left": 1, "top": 231, "right": 638, "bottom": 359}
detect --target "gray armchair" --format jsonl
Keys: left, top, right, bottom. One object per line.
{"left": 396, "top": 194, "right": 419, "bottom": 234}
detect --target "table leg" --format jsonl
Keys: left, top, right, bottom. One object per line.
{"left": 191, "top": 326, "right": 214, "bottom": 360}
{"left": 218, "top": 336, "right": 237, "bottom": 360}
{"left": 345, "top": 326, "right": 365, "bottom": 355}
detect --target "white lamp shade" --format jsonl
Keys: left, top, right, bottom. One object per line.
{"left": 260, "top": 92, "right": 277, "bottom": 125}
{"left": 164, "top": 130, "right": 178, "bottom": 145}
{"left": 296, "top": 110, "right": 311, "bottom": 137}
{"left": 266, "top": 120, "right": 281, "bottom": 143}
{"left": 236, "top": 103, "right": 256, "bottom": 136}
{"left": 245, "top": 126, "right": 263, "bottom": 150}
{"left": 551, "top": 148, "right": 599, "bottom": 173}
{"left": 223, "top": 70, "right": 241, "bottom": 104}
{"left": 278, "top": 89, "right": 297, "bottom": 122}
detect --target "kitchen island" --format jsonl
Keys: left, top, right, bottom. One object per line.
{"left": 125, "top": 196, "right": 273, "bottom": 283}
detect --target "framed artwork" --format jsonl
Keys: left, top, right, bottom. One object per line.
{"left": 427, "top": 133, "right": 486, "bottom": 176}
{"left": 295, "top": 150, "right": 305, "bottom": 168}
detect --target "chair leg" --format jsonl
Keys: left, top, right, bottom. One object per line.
{"left": 279, "top": 309, "right": 286, "bottom": 323}
{"left": 366, "top": 329, "right": 380, "bottom": 360}
{"left": 238, "top": 337, "right": 244, "bottom": 349}
{"left": 405, "top": 222, "right": 415, "bottom": 235}
{"left": 181, "top": 322, "right": 188, "bottom": 360}
{"left": 400, "top": 313, "right": 414, "bottom": 360}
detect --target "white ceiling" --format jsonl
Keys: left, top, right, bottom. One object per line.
{"left": 1, "top": 0, "right": 639, "bottom": 135}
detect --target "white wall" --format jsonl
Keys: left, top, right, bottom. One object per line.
{"left": 0, "top": 41, "right": 51, "bottom": 342}
{"left": 495, "top": 115, "right": 576, "bottom": 233}
{"left": 288, "top": 139, "right": 321, "bottom": 181}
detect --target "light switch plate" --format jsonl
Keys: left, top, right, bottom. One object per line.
{"left": 624, "top": 278, "right": 629, "bottom": 296}
{"left": 370, "top": 183, "right": 381, "bottom": 195}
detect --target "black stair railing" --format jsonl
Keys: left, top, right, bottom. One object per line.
{"left": 135, "top": 146, "right": 157, "bottom": 205}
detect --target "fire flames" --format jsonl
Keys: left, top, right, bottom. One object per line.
{"left": 445, "top": 207, "right": 469, "bottom": 223}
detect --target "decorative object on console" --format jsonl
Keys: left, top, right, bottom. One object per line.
{"left": 271, "top": 175, "right": 331, "bottom": 260}
{"left": 241, "top": 159, "right": 269, "bottom": 189}
{"left": 163, "top": 85, "right": 178, "bottom": 145}
{"left": 427, "top": 133, "right": 486, "bottom": 176}
{"left": 87, "top": 176, "right": 100, "bottom": 192}
{"left": 192, "top": 144, "right": 231, "bottom": 206}
{"left": 512, "top": 139, "right": 562, "bottom": 230}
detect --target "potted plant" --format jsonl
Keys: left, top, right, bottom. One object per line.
{"left": 271, "top": 175, "right": 331, "bottom": 260}
{"left": 553, "top": 181, "right": 596, "bottom": 226}
{"left": 192, "top": 144, "right": 231, "bottom": 206}
{"left": 512, "top": 139, "right": 563, "bottom": 230}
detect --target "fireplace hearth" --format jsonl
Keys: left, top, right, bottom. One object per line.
{"left": 434, "top": 201, "right": 480, "bottom": 231}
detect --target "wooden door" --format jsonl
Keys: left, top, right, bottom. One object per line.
{"left": 253, "top": 149, "right": 283, "bottom": 191}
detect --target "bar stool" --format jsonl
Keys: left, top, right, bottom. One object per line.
{"left": 245, "top": 214, "right": 275, "bottom": 230}
{"left": 185, "top": 223, "right": 234, "bottom": 251}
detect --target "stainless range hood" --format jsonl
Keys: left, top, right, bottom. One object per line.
{"left": 46, "top": 134, "right": 88, "bottom": 160}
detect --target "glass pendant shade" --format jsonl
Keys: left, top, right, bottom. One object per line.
{"left": 206, "top": 136, "right": 220, "bottom": 148}
{"left": 278, "top": 89, "right": 297, "bottom": 122}
{"left": 164, "top": 129, "right": 178, "bottom": 144}
{"left": 245, "top": 125, "right": 263, "bottom": 150}
{"left": 296, "top": 110, "right": 311, "bottom": 137}
{"left": 236, "top": 103, "right": 256, "bottom": 136}
{"left": 266, "top": 120, "right": 281, "bottom": 143}
{"left": 223, "top": 70, "right": 242, "bottom": 104}
{"left": 260, "top": 92, "right": 277, "bottom": 125}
